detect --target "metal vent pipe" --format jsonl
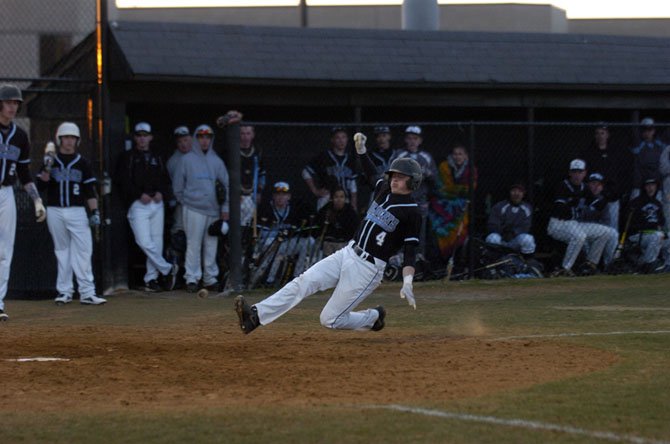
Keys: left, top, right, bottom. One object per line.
{"left": 402, "top": 0, "right": 439, "bottom": 31}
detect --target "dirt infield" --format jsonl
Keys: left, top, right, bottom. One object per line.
{"left": 0, "top": 310, "right": 619, "bottom": 413}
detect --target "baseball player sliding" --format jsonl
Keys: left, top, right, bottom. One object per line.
{"left": 235, "top": 132, "right": 422, "bottom": 334}
{"left": 37, "top": 122, "right": 106, "bottom": 305}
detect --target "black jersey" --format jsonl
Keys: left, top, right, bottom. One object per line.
{"left": 303, "top": 149, "right": 358, "bottom": 196}
{"left": 115, "top": 148, "right": 171, "bottom": 207}
{"left": 241, "top": 147, "right": 266, "bottom": 196}
{"left": 0, "top": 122, "right": 32, "bottom": 186}
{"left": 257, "top": 200, "right": 310, "bottom": 231}
{"left": 550, "top": 179, "right": 587, "bottom": 220}
{"left": 353, "top": 178, "right": 421, "bottom": 263}
{"left": 630, "top": 193, "right": 665, "bottom": 234}
{"left": 38, "top": 153, "right": 96, "bottom": 207}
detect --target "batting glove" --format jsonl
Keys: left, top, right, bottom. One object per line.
{"left": 353, "top": 132, "right": 367, "bottom": 155}
{"left": 35, "top": 198, "right": 46, "bottom": 223}
{"left": 400, "top": 275, "right": 416, "bottom": 310}
{"left": 89, "top": 209, "right": 101, "bottom": 227}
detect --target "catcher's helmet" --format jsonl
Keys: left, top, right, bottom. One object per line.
{"left": 56, "top": 122, "right": 81, "bottom": 146}
{"left": 0, "top": 84, "right": 23, "bottom": 102}
{"left": 385, "top": 157, "right": 422, "bottom": 190}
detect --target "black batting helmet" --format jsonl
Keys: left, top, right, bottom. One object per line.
{"left": 0, "top": 84, "right": 23, "bottom": 112}
{"left": 385, "top": 157, "right": 422, "bottom": 190}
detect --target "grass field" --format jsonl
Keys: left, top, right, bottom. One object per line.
{"left": 1, "top": 274, "right": 670, "bottom": 443}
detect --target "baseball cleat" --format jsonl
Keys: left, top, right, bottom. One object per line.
{"left": 54, "top": 294, "right": 73, "bottom": 305}
{"left": 371, "top": 306, "right": 386, "bottom": 331}
{"left": 80, "top": 295, "right": 107, "bottom": 305}
{"left": 144, "top": 279, "right": 162, "bottom": 292}
{"left": 186, "top": 282, "right": 199, "bottom": 293}
{"left": 0, "top": 309, "right": 8, "bottom": 321}
{"left": 234, "top": 295, "right": 260, "bottom": 335}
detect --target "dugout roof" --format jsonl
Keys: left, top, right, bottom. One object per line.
{"left": 108, "top": 20, "right": 670, "bottom": 91}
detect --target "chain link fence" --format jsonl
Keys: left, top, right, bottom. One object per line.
{"left": 227, "top": 120, "right": 668, "bottom": 288}
{"left": 2, "top": 0, "right": 96, "bottom": 297}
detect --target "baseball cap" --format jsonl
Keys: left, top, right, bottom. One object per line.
{"left": 174, "top": 125, "right": 190, "bottom": 137}
{"left": 569, "top": 159, "right": 586, "bottom": 171}
{"left": 588, "top": 172, "right": 604, "bottom": 182}
{"left": 195, "top": 124, "right": 214, "bottom": 137}
{"left": 374, "top": 126, "right": 391, "bottom": 135}
{"left": 134, "top": 122, "right": 151, "bottom": 134}
{"left": 595, "top": 121, "right": 608, "bottom": 130}
{"left": 510, "top": 183, "right": 526, "bottom": 193}
{"left": 644, "top": 176, "right": 659, "bottom": 185}
{"left": 330, "top": 126, "right": 347, "bottom": 135}
{"left": 640, "top": 117, "right": 655, "bottom": 128}
{"left": 405, "top": 126, "right": 422, "bottom": 135}
{"left": 273, "top": 181, "right": 290, "bottom": 193}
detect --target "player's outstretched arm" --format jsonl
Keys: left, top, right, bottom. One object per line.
{"left": 400, "top": 266, "right": 416, "bottom": 309}
{"left": 353, "top": 133, "right": 378, "bottom": 182}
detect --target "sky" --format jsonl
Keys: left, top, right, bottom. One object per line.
{"left": 115, "top": 0, "right": 670, "bottom": 19}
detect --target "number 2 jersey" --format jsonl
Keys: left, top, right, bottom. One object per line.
{"left": 354, "top": 152, "right": 421, "bottom": 265}
{"left": 0, "top": 122, "right": 32, "bottom": 186}
{"left": 37, "top": 153, "right": 97, "bottom": 207}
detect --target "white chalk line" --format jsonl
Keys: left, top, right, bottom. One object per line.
{"left": 492, "top": 330, "right": 670, "bottom": 341}
{"left": 368, "top": 404, "right": 670, "bottom": 444}
{"left": 4, "top": 357, "right": 71, "bottom": 362}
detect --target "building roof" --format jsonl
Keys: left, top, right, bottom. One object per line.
{"left": 110, "top": 21, "right": 670, "bottom": 89}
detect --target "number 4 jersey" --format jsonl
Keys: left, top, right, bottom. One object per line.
{"left": 353, "top": 178, "right": 421, "bottom": 263}
{"left": 37, "top": 153, "right": 97, "bottom": 207}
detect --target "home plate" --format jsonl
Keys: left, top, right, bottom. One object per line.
{"left": 5, "top": 357, "right": 71, "bottom": 362}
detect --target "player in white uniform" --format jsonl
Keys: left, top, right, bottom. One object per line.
{"left": 234, "top": 132, "right": 422, "bottom": 334}
{"left": 0, "top": 84, "right": 47, "bottom": 321}
{"left": 37, "top": 122, "right": 106, "bottom": 305}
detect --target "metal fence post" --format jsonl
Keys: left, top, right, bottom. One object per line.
{"left": 468, "top": 122, "right": 476, "bottom": 280}
{"left": 227, "top": 122, "right": 242, "bottom": 291}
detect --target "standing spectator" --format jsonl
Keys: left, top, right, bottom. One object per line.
{"left": 115, "top": 122, "right": 178, "bottom": 292}
{"left": 547, "top": 159, "right": 612, "bottom": 276}
{"left": 37, "top": 122, "right": 106, "bottom": 305}
{"left": 631, "top": 117, "right": 665, "bottom": 200}
{"left": 303, "top": 126, "right": 358, "bottom": 211}
{"left": 655, "top": 129, "right": 670, "bottom": 232}
{"left": 166, "top": 125, "right": 191, "bottom": 246}
{"left": 628, "top": 177, "right": 670, "bottom": 273}
{"left": 579, "top": 123, "right": 629, "bottom": 230}
{"left": 393, "top": 126, "right": 438, "bottom": 260}
{"left": 172, "top": 124, "right": 230, "bottom": 293}
{"left": 0, "top": 84, "right": 46, "bottom": 320}
{"left": 367, "top": 126, "right": 398, "bottom": 186}
{"left": 317, "top": 186, "right": 359, "bottom": 257}
{"left": 428, "top": 143, "right": 476, "bottom": 261}
{"left": 485, "top": 183, "right": 535, "bottom": 257}
{"left": 239, "top": 125, "right": 266, "bottom": 228}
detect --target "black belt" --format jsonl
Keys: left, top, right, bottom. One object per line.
{"left": 352, "top": 244, "right": 375, "bottom": 264}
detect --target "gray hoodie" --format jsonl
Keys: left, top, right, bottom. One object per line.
{"left": 172, "top": 125, "right": 229, "bottom": 217}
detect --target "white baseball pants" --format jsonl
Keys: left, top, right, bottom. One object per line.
{"left": 0, "top": 186, "right": 16, "bottom": 311}
{"left": 255, "top": 242, "right": 385, "bottom": 331}
{"left": 485, "top": 232, "right": 536, "bottom": 254}
{"left": 240, "top": 194, "right": 255, "bottom": 227}
{"left": 46, "top": 206, "right": 96, "bottom": 298}
{"left": 127, "top": 200, "right": 171, "bottom": 283}
{"left": 548, "top": 218, "right": 612, "bottom": 270}
{"left": 628, "top": 232, "right": 670, "bottom": 265}
{"left": 183, "top": 207, "right": 219, "bottom": 286}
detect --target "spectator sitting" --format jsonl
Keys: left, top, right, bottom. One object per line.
{"left": 627, "top": 176, "right": 670, "bottom": 274}
{"left": 316, "top": 186, "right": 359, "bottom": 257}
{"left": 547, "top": 159, "right": 614, "bottom": 277}
{"left": 485, "top": 183, "right": 535, "bottom": 257}
{"left": 579, "top": 172, "right": 618, "bottom": 271}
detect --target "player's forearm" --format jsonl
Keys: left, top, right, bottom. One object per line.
{"left": 87, "top": 197, "right": 98, "bottom": 212}
{"left": 23, "top": 182, "right": 40, "bottom": 202}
